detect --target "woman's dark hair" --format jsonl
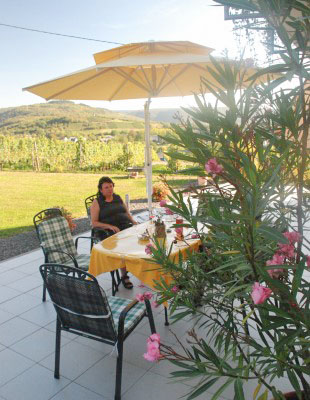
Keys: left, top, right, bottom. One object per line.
{"left": 97, "top": 176, "right": 115, "bottom": 196}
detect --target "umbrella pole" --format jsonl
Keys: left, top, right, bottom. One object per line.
{"left": 144, "top": 98, "right": 152, "bottom": 215}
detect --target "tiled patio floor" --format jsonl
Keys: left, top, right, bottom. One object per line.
{"left": 0, "top": 210, "right": 298, "bottom": 400}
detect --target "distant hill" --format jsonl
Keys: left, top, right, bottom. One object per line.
{"left": 0, "top": 101, "right": 163, "bottom": 139}
{"left": 118, "top": 108, "right": 189, "bottom": 123}
{"left": 119, "top": 107, "right": 228, "bottom": 123}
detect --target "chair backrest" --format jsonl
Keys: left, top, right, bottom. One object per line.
{"left": 85, "top": 194, "right": 97, "bottom": 220}
{"left": 33, "top": 208, "right": 63, "bottom": 231}
{"left": 40, "top": 264, "right": 117, "bottom": 341}
{"left": 37, "top": 215, "right": 78, "bottom": 263}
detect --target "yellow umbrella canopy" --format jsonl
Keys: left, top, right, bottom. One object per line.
{"left": 24, "top": 41, "right": 271, "bottom": 101}
{"left": 24, "top": 41, "right": 216, "bottom": 100}
{"left": 23, "top": 40, "right": 278, "bottom": 212}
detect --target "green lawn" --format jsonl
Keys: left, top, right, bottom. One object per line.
{"left": 0, "top": 171, "right": 193, "bottom": 237}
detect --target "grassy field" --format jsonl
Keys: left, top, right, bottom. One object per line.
{"left": 0, "top": 171, "right": 193, "bottom": 237}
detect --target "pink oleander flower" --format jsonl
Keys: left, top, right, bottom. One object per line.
{"left": 144, "top": 334, "right": 161, "bottom": 362}
{"left": 136, "top": 292, "right": 153, "bottom": 302}
{"left": 266, "top": 253, "right": 285, "bottom": 266}
{"left": 147, "top": 333, "right": 160, "bottom": 343}
{"left": 191, "top": 233, "right": 199, "bottom": 239}
{"left": 171, "top": 285, "right": 179, "bottom": 293}
{"left": 145, "top": 243, "right": 154, "bottom": 255}
{"left": 205, "top": 158, "right": 223, "bottom": 176}
{"left": 143, "top": 341, "right": 161, "bottom": 362}
{"left": 143, "top": 292, "right": 153, "bottom": 300}
{"left": 159, "top": 199, "right": 167, "bottom": 207}
{"left": 152, "top": 301, "right": 159, "bottom": 308}
{"left": 136, "top": 293, "right": 145, "bottom": 302}
{"left": 307, "top": 255, "right": 310, "bottom": 269}
{"left": 165, "top": 208, "right": 174, "bottom": 215}
{"left": 175, "top": 227, "right": 183, "bottom": 235}
{"left": 278, "top": 243, "right": 295, "bottom": 258}
{"left": 251, "top": 282, "right": 273, "bottom": 305}
{"left": 283, "top": 231, "right": 301, "bottom": 244}
{"left": 267, "top": 268, "right": 284, "bottom": 279}
{"left": 266, "top": 254, "right": 285, "bottom": 278}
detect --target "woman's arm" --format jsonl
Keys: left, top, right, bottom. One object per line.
{"left": 90, "top": 199, "right": 120, "bottom": 233}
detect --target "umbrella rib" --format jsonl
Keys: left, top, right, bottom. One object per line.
{"left": 109, "top": 67, "right": 138, "bottom": 101}
{"left": 151, "top": 66, "right": 157, "bottom": 96}
{"left": 44, "top": 68, "right": 113, "bottom": 100}
{"left": 138, "top": 66, "right": 153, "bottom": 93}
{"left": 191, "top": 63, "right": 206, "bottom": 72}
{"left": 113, "top": 68, "right": 150, "bottom": 94}
{"left": 155, "top": 65, "right": 171, "bottom": 95}
{"left": 158, "top": 64, "right": 192, "bottom": 96}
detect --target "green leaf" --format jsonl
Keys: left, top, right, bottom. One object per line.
{"left": 242, "top": 309, "right": 254, "bottom": 326}
{"left": 234, "top": 378, "right": 245, "bottom": 400}
{"left": 171, "top": 370, "right": 203, "bottom": 378}
{"left": 257, "top": 225, "right": 287, "bottom": 244}
{"left": 257, "top": 390, "right": 268, "bottom": 400}
{"left": 292, "top": 259, "right": 305, "bottom": 298}
{"left": 253, "top": 382, "right": 262, "bottom": 400}
{"left": 287, "top": 369, "right": 301, "bottom": 395}
{"left": 211, "top": 378, "right": 234, "bottom": 400}
{"left": 186, "top": 378, "right": 218, "bottom": 400}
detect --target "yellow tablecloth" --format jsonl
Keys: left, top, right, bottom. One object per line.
{"left": 89, "top": 221, "right": 200, "bottom": 291}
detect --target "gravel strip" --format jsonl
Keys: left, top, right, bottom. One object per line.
{"left": 0, "top": 200, "right": 157, "bottom": 262}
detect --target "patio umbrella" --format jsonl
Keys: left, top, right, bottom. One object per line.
{"left": 23, "top": 40, "right": 275, "bottom": 212}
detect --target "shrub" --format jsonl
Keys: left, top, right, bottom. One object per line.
{"left": 152, "top": 182, "right": 169, "bottom": 202}
{"left": 53, "top": 206, "right": 76, "bottom": 232}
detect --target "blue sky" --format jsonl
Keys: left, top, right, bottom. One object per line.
{"left": 0, "top": 0, "right": 238, "bottom": 110}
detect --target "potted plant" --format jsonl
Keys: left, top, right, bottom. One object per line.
{"left": 52, "top": 206, "right": 76, "bottom": 233}
{"left": 143, "top": 2, "right": 310, "bottom": 399}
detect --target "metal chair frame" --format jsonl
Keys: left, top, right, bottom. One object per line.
{"left": 40, "top": 263, "right": 156, "bottom": 400}
{"left": 33, "top": 208, "right": 93, "bottom": 301}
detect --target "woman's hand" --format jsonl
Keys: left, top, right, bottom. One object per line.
{"left": 106, "top": 224, "right": 120, "bottom": 233}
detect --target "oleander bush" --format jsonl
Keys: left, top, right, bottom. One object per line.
{"left": 145, "top": 2, "right": 310, "bottom": 399}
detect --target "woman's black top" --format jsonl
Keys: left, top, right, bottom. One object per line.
{"left": 97, "top": 193, "right": 132, "bottom": 231}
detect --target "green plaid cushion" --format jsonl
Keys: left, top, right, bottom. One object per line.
{"left": 108, "top": 296, "right": 146, "bottom": 334}
{"left": 38, "top": 216, "right": 78, "bottom": 264}
{"left": 64, "top": 254, "right": 90, "bottom": 271}
{"left": 47, "top": 273, "right": 117, "bottom": 342}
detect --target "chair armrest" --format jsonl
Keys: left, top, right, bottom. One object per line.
{"left": 74, "top": 236, "right": 96, "bottom": 249}
{"left": 92, "top": 227, "right": 113, "bottom": 241}
{"left": 117, "top": 299, "right": 140, "bottom": 339}
{"left": 45, "top": 249, "right": 78, "bottom": 268}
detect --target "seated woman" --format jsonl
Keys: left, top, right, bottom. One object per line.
{"left": 90, "top": 176, "right": 137, "bottom": 289}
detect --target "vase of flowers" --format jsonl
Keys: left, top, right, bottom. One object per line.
{"left": 154, "top": 218, "right": 166, "bottom": 248}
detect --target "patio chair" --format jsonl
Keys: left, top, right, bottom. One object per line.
{"left": 33, "top": 208, "right": 93, "bottom": 301}
{"left": 85, "top": 194, "right": 121, "bottom": 294}
{"left": 40, "top": 263, "right": 156, "bottom": 400}
{"left": 85, "top": 194, "right": 113, "bottom": 249}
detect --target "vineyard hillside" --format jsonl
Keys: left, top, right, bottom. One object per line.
{"left": 0, "top": 101, "right": 164, "bottom": 140}
{"left": 121, "top": 107, "right": 228, "bottom": 123}
{"left": 119, "top": 108, "right": 185, "bottom": 123}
